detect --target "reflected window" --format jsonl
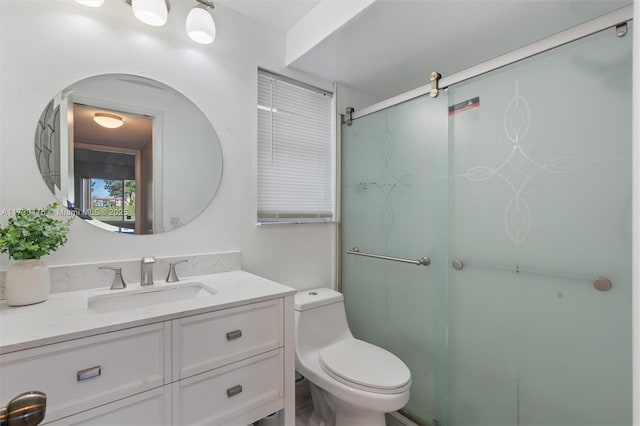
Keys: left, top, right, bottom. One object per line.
{"left": 82, "top": 177, "right": 136, "bottom": 231}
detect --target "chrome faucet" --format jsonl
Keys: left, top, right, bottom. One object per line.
{"left": 141, "top": 257, "right": 156, "bottom": 286}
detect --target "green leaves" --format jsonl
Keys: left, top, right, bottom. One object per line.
{"left": 0, "top": 203, "right": 73, "bottom": 260}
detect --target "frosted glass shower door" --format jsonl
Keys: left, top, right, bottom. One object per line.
{"left": 446, "top": 25, "right": 632, "bottom": 426}
{"left": 341, "top": 94, "right": 448, "bottom": 423}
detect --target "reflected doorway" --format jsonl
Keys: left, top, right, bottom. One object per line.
{"left": 73, "top": 104, "right": 154, "bottom": 234}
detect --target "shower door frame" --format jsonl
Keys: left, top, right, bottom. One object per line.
{"left": 336, "top": 4, "right": 636, "bottom": 424}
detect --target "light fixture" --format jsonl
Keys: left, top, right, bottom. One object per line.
{"left": 186, "top": 1, "right": 216, "bottom": 44}
{"left": 131, "top": 0, "right": 169, "bottom": 27}
{"left": 75, "top": 0, "right": 105, "bottom": 7}
{"left": 105, "top": 0, "right": 218, "bottom": 44}
{"left": 94, "top": 112, "right": 124, "bottom": 129}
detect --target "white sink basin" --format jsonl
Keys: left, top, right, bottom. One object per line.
{"left": 88, "top": 282, "right": 216, "bottom": 314}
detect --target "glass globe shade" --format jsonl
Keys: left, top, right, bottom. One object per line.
{"left": 186, "top": 7, "right": 216, "bottom": 44}
{"left": 132, "top": 0, "right": 168, "bottom": 27}
{"left": 75, "top": 0, "right": 105, "bottom": 7}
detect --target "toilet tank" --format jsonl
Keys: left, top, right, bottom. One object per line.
{"left": 294, "top": 288, "right": 353, "bottom": 353}
{"left": 294, "top": 288, "right": 344, "bottom": 311}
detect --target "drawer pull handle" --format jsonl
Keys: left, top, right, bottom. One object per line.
{"left": 226, "top": 385, "right": 243, "bottom": 398}
{"left": 77, "top": 366, "right": 101, "bottom": 382}
{"left": 226, "top": 330, "right": 242, "bottom": 341}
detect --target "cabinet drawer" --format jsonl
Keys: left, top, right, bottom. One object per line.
{"left": 173, "top": 348, "right": 283, "bottom": 426}
{"left": 0, "top": 323, "right": 170, "bottom": 424}
{"left": 45, "top": 386, "right": 171, "bottom": 426}
{"left": 174, "top": 299, "right": 283, "bottom": 379}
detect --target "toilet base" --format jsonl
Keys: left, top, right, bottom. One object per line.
{"left": 330, "top": 394, "right": 386, "bottom": 426}
{"left": 308, "top": 382, "right": 335, "bottom": 426}
{"left": 308, "top": 382, "right": 386, "bottom": 426}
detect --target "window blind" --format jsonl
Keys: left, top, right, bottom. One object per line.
{"left": 257, "top": 69, "right": 335, "bottom": 222}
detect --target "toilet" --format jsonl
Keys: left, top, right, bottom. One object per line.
{"left": 294, "top": 288, "right": 411, "bottom": 426}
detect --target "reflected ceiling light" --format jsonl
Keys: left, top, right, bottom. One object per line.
{"left": 186, "top": 0, "right": 216, "bottom": 44}
{"left": 94, "top": 113, "right": 124, "bottom": 129}
{"left": 75, "top": 0, "right": 105, "bottom": 7}
{"left": 131, "top": 0, "right": 169, "bottom": 27}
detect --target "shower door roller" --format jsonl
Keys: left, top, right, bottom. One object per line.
{"left": 452, "top": 259, "right": 464, "bottom": 270}
{"left": 429, "top": 71, "right": 441, "bottom": 98}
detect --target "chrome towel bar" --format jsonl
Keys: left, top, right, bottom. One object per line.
{"left": 450, "top": 258, "right": 612, "bottom": 292}
{"left": 346, "top": 247, "right": 431, "bottom": 267}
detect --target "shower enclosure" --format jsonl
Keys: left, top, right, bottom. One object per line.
{"left": 340, "top": 19, "right": 632, "bottom": 426}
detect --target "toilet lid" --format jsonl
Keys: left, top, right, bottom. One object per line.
{"left": 319, "top": 339, "right": 411, "bottom": 394}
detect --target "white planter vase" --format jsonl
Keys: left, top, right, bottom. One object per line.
{"left": 4, "top": 259, "right": 51, "bottom": 306}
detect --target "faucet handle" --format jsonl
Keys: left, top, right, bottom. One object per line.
{"left": 166, "top": 260, "right": 188, "bottom": 283}
{"left": 99, "top": 267, "right": 127, "bottom": 290}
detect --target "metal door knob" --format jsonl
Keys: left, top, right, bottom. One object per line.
{"left": 0, "top": 391, "right": 46, "bottom": 426}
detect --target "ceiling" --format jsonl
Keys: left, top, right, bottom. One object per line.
{"left": 220, "top": 0, "right": 631, "bottom": 101}
{"left": 74, "top": 105, "right": 152, "bottom": 150}
{"left": 216, "top": 0, "right": 321, "bottom": 32}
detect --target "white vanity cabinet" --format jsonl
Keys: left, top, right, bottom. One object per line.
{"left": 0, "top": 322, "right": 171, "bottom": 423}
{"left": 46, "top": 387, "right": 173, "bottom": 426}
{"left": 174, "top": 299, "right": 283, "bottom": 380}
{"left": 172, "top": 299, "right": 287, "bottom": 425}
{"left": 0, "top": 292, "right": 295, "bottom": 426}
{"left": 174, "top": 349, "right": 284, "bottom": 425}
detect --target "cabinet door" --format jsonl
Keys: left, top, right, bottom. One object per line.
{"left": 174, "top": 299, "right": 283, "bottom": 380}
{"left": 173, "top": 349, "right": 284, "bottom": 426}
{"left": 0, "top": 323, "right": 171, "bottom": 423}
{"left": 45, "top": 386, "right": 171, "bottom": 426}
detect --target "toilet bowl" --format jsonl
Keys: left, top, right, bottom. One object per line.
{"left": 294, "top": 288, "right": 411, "bottom": 426}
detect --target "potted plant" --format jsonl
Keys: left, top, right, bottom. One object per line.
{"left": 0, "top": 203, "right": 72, "bottom": 306}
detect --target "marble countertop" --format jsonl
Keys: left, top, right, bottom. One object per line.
{"left": 0, "top": 271, "right": 296, "bottom": 354}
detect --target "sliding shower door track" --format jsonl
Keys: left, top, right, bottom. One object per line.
{"left": 349, "top": 4, "right": 632, "bottom": 122}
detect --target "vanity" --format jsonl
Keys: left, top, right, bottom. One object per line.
{"left": 0, "top": 271, "right": 296, "bottom": 425}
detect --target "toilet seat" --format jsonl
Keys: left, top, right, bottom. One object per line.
{"left": 319, "top": 339, "right": 411, "bottom": 395}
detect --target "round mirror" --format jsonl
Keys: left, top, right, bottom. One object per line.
{"left": 34, "top": 74, "right": 223, "bottom": 234}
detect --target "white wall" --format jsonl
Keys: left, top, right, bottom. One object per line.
{"left": 336, "top": 83, "right": 382, "bottom": 115}
{"left": 633, "top": 0, "right": 639, "bottom": 423}
{"left": 0, "top": 0, "right": 335, "bottom": 291}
